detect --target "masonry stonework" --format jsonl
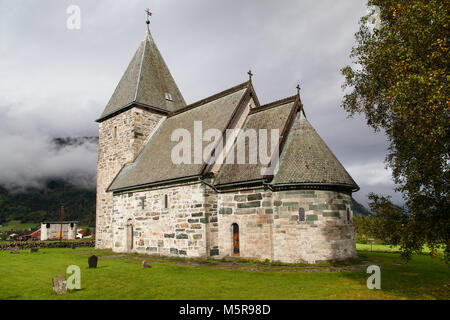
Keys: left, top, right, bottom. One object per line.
{"left": 271, "top": 190, "right": 356, "bottom": 263}
{"left": 112, "top": 182, "right": 209, "bottom": 257}
{"left": 108, "top": 186, "right": 357, "bottom": 264}
{"left": 96, "top": 108, "right": 164, "bottom": 249}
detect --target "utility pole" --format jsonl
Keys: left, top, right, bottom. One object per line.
{"left": 59, "top": 205, "right": 64, "bottom": 243}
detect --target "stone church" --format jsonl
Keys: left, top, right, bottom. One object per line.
{"left": 95, "top": 23, "right": 359, "bottom": 264}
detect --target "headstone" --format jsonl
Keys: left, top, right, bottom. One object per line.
{"left": 30, "top": 247, "right": 39, "bottom": 253}
{"left": 88, "top": 255, "right": 98, "bottom": 268}
{"left": 142, "top": 261, "right": 151, "bottom": 268}
{"left": 9, "top": 247, "right": 19, "bottom": 254}
{"left": 52, "top": 275, "right": 68, "bottom": 295}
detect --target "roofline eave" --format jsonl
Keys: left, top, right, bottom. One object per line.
{"left": 269, "top": 182, "right": 360, "bottom": 193}
{"left": 95, "top": 101, "right": 170, "bottom": 123}
{"left": 108, "top": 175, "right": 203, "bottom": 194}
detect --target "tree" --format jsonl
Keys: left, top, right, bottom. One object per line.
{"left": 367, "top": 193, "right": 407, "bottom": 246}
{"left": 341, "top": 0, "right": 449, "bottom": 261}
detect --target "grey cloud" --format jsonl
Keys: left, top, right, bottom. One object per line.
{"left": 0, "top": 0, "right": 401, "bottom": 206}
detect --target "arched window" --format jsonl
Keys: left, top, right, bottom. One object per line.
{"left": 164, "top": 194, "right": 168, "bottom": 209}
{"left": 298, "top": 208, "right": 305, "bottom": 222}
{"left": 346, "top": 208, "right": 351, "bottom": 223}
{"left": 113, "top": 126, "right": 117, "bottom": 139}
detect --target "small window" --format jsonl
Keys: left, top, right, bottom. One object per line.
{"left": 140, "top": 197, "right": 146, "bottom": 210}
{"left": 46, "top": 223, "right": 50, "bottom": 228}
{"left": 164, "top": 194, "right": 168, "bottom": 209}
{"left": 165, "top": 93, "right": 173, "bottom": 101}
{"left": 298, "top": 208, "right": 305, "bottom": 222}
{"left": 70, "top": 223, "right": 74, "bottom": 228}
{"left": 113, "top": 126, "right": 118, "bottom": 139}
{"left": 347, "top": 208, "right": 351, "bottom": 223}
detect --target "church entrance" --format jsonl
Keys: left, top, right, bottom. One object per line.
{"left": 232, "top": 223, "right": 239, "bottom": 256}
{"left": 126, "top": 219, "right": 134, "bottom": 252}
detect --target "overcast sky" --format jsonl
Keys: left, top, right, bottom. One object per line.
{"left": 0, "top": 0, "right": 403, "bottom": 206}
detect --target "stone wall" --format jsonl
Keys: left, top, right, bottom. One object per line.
{"left": 215, "top": 188, "right": 356, "bottom": 263}
{"left": 96, "top": 107, "right": 165, "bottom": 249}
{"left": 111, "top": 182, "right": 209, "bottom": 257}
{"left": 271, "top": 190, "right": 357, "bottom": 263}
{"left": 109, "top": 185, "right": 357, "bottom": 264}
{"left": 217, "top": 188, "right": 274, "bottom": 260}
{"left": 0, "top": 241, "right": 95, "bottom": 250}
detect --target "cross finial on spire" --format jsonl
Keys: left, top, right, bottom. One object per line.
{"left": 248, "top": 70, "right": 253, "bottom": 81}
{"left": 145, "top": 8, "right": 152, "bottom": 25}
{"left": 296, "top": 83, "right": 301, "bottom": 96}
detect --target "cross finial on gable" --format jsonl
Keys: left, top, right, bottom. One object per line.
{"left": 248, "top": 70, "right": 253, "bottom": 81}
{"left": 296, "top": 83, "right": 301, "bottom": 96}
{"left": 145, "top": 8, "right": 152, "bottom": 25}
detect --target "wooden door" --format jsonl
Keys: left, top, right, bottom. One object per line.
{"left": 232, "top": 223, "right": 239, "bottom": 256}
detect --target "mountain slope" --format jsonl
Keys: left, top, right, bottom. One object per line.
{"left": 352, "top": 198, "right": 373, "bottom": 216}
{"left": 0, "top": 180, "right": 96, "bottom": 227}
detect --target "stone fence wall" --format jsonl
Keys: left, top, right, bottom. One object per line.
{"left": 0, "top": 241, "right": 95, "bottom": 250}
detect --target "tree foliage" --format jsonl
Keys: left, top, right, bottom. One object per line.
{"left": 342, "top": 0, "right": 449, "bottom": 261}
{"left": 354, "top": 194, "right": 406, "bottom": 245}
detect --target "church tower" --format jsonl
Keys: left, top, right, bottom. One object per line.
{"left": 95, "top": 17, "right": 186, "bottom": 249}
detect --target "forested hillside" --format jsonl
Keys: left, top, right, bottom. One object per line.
{"left": 0, "top": 180, "right": 96, "bottom": 227}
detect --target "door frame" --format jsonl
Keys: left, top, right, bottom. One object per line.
{"left": 232, "top": 223, "right": 239, "bottom": 256}
{"left": 126, "top": 219, "right": 134, "bottom": 252}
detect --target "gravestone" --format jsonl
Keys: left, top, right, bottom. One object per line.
{"left": 88, "top": 255, "right": 98, "bottom": 268}
{"left": 29, "top": 247, "right": 39, "bottom": 253}
{"left": 9, "top": 247, "right": 19, "bottom": 254}
{"left": 52, "top": 275, "right": 68, "bottom": 295}
{"left": 142, "top": 261, "right": 151, "bottom": 268}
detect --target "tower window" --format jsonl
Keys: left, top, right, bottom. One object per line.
{"left": 113, "top": 126, "right": 118, "bottom": 139}
{"left": 298, "top": 208, "right": 305, "bottom": 222}
{"left": 164, "top": 194, "right": 168, "bottom": 209}
{"left": 165, "top": 93, "right": 173, "bottom": 101}
{"left": 347, "top": 208, "right": 351, "bottom": 223}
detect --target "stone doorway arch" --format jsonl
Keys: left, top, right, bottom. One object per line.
{"left": 126, "top": 218, "right": 134, "bottom": 252}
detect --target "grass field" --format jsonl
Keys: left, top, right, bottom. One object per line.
{"left": 0, "top": 245, "right": 448, "bottom": 300}
{"left": 0, "top": 220, "right": 39, "bottom": 232}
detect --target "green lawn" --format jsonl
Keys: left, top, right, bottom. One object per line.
{"left": 0, "top": 246, "right": 448, "bottom": 300}
{"left": 0, "top": 220, "right": 39, "bottom": 232}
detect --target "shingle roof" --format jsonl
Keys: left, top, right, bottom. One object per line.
{"left": 108, "top": 82, "right": 250, "bottom": 191}
{"left": 214, "top": 96, "right": 297, "bottom": 186}
{"left": 97, "top": 28, "right": 186, "bottom": 121}
{"left": 271, "top": 113, "right": 358, "bottom": 190}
